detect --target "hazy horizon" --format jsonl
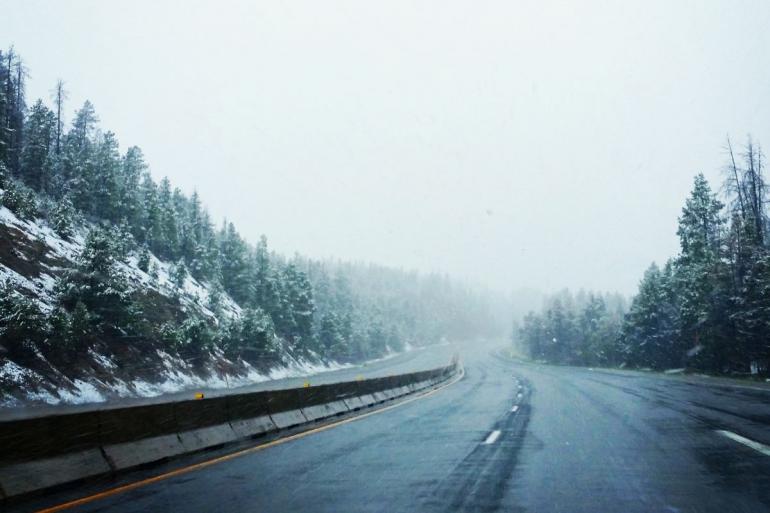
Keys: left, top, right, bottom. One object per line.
{"left": 5, "top": 0, "right": 770, "bottom": 296}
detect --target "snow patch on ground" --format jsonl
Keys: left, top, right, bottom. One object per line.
{"left": 88, "top": 350, "right": 117, "bottom": 370}
{"left": 56, "top": 380, "right": 106, "bottom": 404}
{"left": 0, "top": 359, "right": 40, "bottom": 382}
{"left": 1, "top": 203, "right": 243, "bottom": 321}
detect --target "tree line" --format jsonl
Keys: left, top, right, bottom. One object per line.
{"left": 517, "top": 140, "right": 770, "bottom": 376}
{"left": 0, "top": 46, "right": 500, "bottom": 370}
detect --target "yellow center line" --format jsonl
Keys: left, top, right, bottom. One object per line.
{"left": 34, "top": 368, "right": 464, "bottom": 513}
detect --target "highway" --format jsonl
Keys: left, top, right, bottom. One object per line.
{"left": 16, "top": 347, "right": 770, "bottom": 513}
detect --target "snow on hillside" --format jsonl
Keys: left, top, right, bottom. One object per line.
{"left": 0, "top": 204, "right": 83, "bottom": 313}
{"left": 0, "top": 200, "right": 241, "bottom": 320}
{"left": 0, "top": 205, "right": 351, "bottom": 406}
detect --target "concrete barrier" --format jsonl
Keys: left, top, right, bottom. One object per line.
{"left": 372, "top": 391, "right": 389, "bottom": 403}
{"left": 104, "top": 434, "right": 186, "bottom": 470}
{"left": 179, "top": 424, "right": 239, "bottom": 452}
{"left": 0, "top": 360, "right": 458, "bottom": 502}
{"left": 174, "top": 397, "right": 237, "bottom": 451}
{"left": 227, "top": 393, "right": 277, "bottom": 438}
{"left": 343, "top": 395, "right": 366, "bottom": 410}
{"left": 270, "top": 409, "right": 308, "bottom": 429}
{"left": 230, "top": 415, "right": 276, "bottom": 438}
{"left": 358, "top": 394, "right": 378, "bottom": 407}
{"left": 0, "top": 449, "right": 110, "bottom": 498}
{"left": 301, "top": 400, "right": 349, "bottom": 422}
{"left": 394, "top": 386, "right": 411, "bottom": 397}
{"left": 379, "top": 388, "right": 399, "bottom": 400}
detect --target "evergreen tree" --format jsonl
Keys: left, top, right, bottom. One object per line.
{"left": 172, "top": 259, "right": 188, "bottom": 291}
{"left": 621, "top": 263, "right": 681, "bottom": 369}
{"left": 50, "top": 196, "right": 76, "bottom": 239}
{"left": 50, "top": 79, "right": 67, "bottom": 156}
{"left": 218, "top": 221, "right": 251, "bottom": 304}
{"left": 674, "top": 174, "right": 731, "bottom": 371}
{"left": 1, "top": 177, "right": 38, "bottom": 219}
{"left": 157, "top": 178, "right": 179, "bottom": 259}
{"left": 0, "top": 280, "right": 48, "bottom": 357}
{"left": 93, "top": 131, "right": 122, "bottom": 221}
{"left": 119, "top": 146, "right": 145, "bottom": 229}
{"left": 56, "top": 227, "right": 136, "bottom": 336}
{"left": 21, "top": 99, "right": 55, "bottom": 191}
{"left": 220, "top": 307, "right": 278, "bottom": 361}
{"left": 283, "top": 262, "right": 315, "bottom": 350}
{"left": 139, "top": 173, "right": 163, "bottom": 250}
{"left": 252, "top": 235, "right": 281, "bottom": 317}
{"left": 1, "top": 48, "right": 26, "bottom": 175}
{"left": 137, "top": 245, "right": 151, "bottom": 273}
{"left": 64, "top": 101, "right": 99, "bottom": 211}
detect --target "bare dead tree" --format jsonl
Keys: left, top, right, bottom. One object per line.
{"left": 725, "top": 136, "right": 746, "bottom": 220}
{"left": 743, "top": 138, "right": 766, "bottom": 246}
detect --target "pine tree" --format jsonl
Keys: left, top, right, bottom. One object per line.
{"left": 57, "top": 227, "right": 136, "bottom": 335}
{"left": 21, "top": 99, "right": 55, "bottom": 191}
{"left": 0, "top": 280, "right": 48, "bottom": 357}
{"left": 119, "top": 146, "right": 145, "bottom": 230}
{"left": 674, "top": 174, "right": 731, "bottom": 371}
{"left": 172, "top": 259, "right": 188, "bottom": 291}
{"left": 137, "top": 245, "right": 151, "bottom": 273}
{"left": 66, "top": 301, "right": 96, "bottom": 350}
{"left": 139, "top": 173, "right": 163, "bottom": 250}
{"left": 218, "top": 221, "right": 251, "bottom": 304}
{"left": 93, "top": 131, "right": 122, "bottom": 221}
{"left": 220, "top": 308, "right": 277, "bottom": 362}
{"left": 2, "top": 48, "right": 26, "bottom": 175}
{"left": 157, "top": 178, "right": 179, "bottom": 259}
{"left": 50, "top": 79, "right": 67, "bottom": 156}
{"left": 621, "top": 262, "right": 681, "bottom": 369}
{"left": 252, "top": 235, "right": 280, "bottom": 314}
{"left": 283, "top": 262, "right": 315, "bottom": 350}
{"left": 51, "top": 196, "right": 76, "bottom": 239}
{"left": 65, "top": 101, "right": 99, "bottom": 212}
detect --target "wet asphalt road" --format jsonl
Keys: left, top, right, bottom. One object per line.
{"left": 21, "top": 348, "right": 770, "bottom": 513}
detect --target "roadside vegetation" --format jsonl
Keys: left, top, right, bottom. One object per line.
{"left": 0, "top": 46, "right": 501, "bottom": 386}
{"left": 517, "top": 141, "right": 770, "bottom": 377}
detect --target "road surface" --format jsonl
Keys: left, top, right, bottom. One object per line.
{"left": 16, "top": 347, "right": 770, "bottom": 512}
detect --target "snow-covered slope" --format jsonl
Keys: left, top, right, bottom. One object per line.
{"left": 0, "top": 204, "right": 352, "bottom": 406}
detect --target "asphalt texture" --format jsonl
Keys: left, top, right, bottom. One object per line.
{"left": 15, "top": 347, "right": 770, "bottom": 513}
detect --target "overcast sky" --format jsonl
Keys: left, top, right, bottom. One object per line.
{"left": 3, "top": 1, "right": 770, "bottom": 295}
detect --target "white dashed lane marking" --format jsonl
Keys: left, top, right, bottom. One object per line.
{"left": 716, "top": 430, "right": 770, "bottom": 456}
{"left": 483, "top": 430, "right": 501, "bottom": 444}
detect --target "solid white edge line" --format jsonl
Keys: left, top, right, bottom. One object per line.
{"left": 716, "top": 430, "right": 770, "bottom": 456}
{"left": 483, "top": 430, "right": 501, "bottom": 444}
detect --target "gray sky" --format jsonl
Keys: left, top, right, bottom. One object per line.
{"left": 4, "top": 0, "right": 770, "bottom": 295}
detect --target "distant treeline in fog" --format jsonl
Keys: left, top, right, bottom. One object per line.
{"left": 0, "top": 46, "right": 501, "bottom": 368}
{"left": 518, "top": 140, "right": 770, "bottom": 376}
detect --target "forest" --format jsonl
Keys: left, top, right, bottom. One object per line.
{"left": 0, "top": 46, "right": 501, "bottom": 377}
{"left": 517, "top": 143, "right": 770, "bottom": 376}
